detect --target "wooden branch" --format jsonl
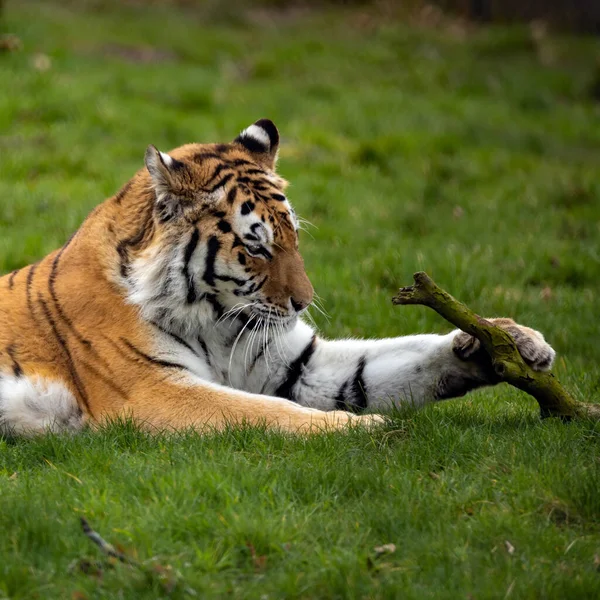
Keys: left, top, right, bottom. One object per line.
{"left": 392, "top": 272, "right": 599, "bottom": 420}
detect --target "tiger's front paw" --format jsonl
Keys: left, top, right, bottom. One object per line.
{"left": 325, "top": 411, "right": 385, "bottom": 430}
{"left": 452, "top": 317, "right": 555, "bottom": 371}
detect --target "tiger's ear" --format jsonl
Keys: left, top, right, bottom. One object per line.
{"left": 145, "top": 145, "right": 191, "bottom": 222}
{"left": 144, "top": 145, "right": 185, "bottom": 194}
{"left": 234, "top": 119, "right": 279, "bottom": 171}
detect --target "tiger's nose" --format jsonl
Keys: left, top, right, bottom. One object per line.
{"left": 291, "top": 298, "right": 309, "bottom": 313}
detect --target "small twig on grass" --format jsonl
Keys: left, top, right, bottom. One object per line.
{"left": 392, "top": 272, "right": 600, "bottom": 420}
{"left": 80, "top": 518, "right": 136, "bottom": 565}
{"left": 79, "top": 518, "right": 197, "bottom": 596}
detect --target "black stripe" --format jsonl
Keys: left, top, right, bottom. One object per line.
{"left": 116, "top": 202, "right": 154, "bottom": 278}
{"left": 203, "top": 236, "right": 220, "bottom": 287}
{"left": 216, "top": 273, "right": 247, "bottom": 287}
{"left": 334, "top": 357, "right": 368, "bottom": 413}
{"left": 207, "top": 173, "right": 234, "bottom": 194}
{"left": 45, "top": 236, "right": 129, "bottom": 390}
{"left": 192, "top": 152, "right": 229, "bottom": 164}
{"left": 231, "top": 158, "right": 256, "bottom": 167}
{"left": 253, "top": 191, "right": 273, "bottom": 204}
{"left": 236, "top": 310, "right": 250, "bottom": 328}
{"left": 234, "top": 275, "right": 267, "bottom": 297}
{"left": 217, "top": 220, "right": 232, "bottom": 233}
{"left": 48, "top": 235, "right": 93, "bottom": 350}
{"left": 6, "top": 345, "right": 22, "bottom": 377}
{"left": 155, "top": 197, "right": 179, "bottom": 223}
{"left": 78, "top": 357, "right": 128, "bottom": 400}
{"left": 150, "top": 321, "right": 202, "bottom": 359}
{"left": 202, "top": 293, "right": 224, "bottom": 318}
{"left": 334, "top": 383, "right": 347, "bottom": 411}
{"left": 226, "top": 187, "right": 237, "bottom": 205}
{"left": 120, "top": 338, "right": 188, "bottom": 371}
{"left": 117, "top": 226, "right": 146, "bottom": 278}
{"left": 349, "top": 357, "right": 368, "bottom": 411}
{"left": 236, "top": 135, "right": 268, "bottom": 154}
{"left": 198, "top": 337, "right": 209, "bottom": 361}
{"left": 37, "top": 294, "right": 91, "bottom": 414}
{"left": 114, "top": 180, "right": 133, "bottom": 204}
{"left": 221, "top": 318, "right": 248, "bottom": 348}
{"left": 169, "top": 157, "right": 186, "bottom": 171}
{"left": 248, "top": 341, "right": 267, "bottom": 375}
{"left": 26, "top": 263, "right": 39, "bottom": 316}
{"left": 203, "top": 163, "right": 228, "bottom": 188}
{"left": 241, "top": 201, "right": 255, "bottom": 215}
{"left": 251, "top": 275, "right": 268, "bottom": 294}
{"left": 8, "top": 269, "right": 19, "bottom": 289}
{"left": 192, "top": 152, "right": 255, "bottom": 167}
{"left": 259, "top": 247, "right": 273, "bottom": 260}
{"left": 435, "top": 374, "right": 482, "bottom": 401}
{"left": 182, "top": 228, "right": 200, "bottom": 303}
{"left": 146, "top": 267, "right": 172, "bottom": 303}
{"left": 274, "top": 335, "right": 317, "bottom": 401}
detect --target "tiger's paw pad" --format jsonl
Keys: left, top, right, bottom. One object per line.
{"left": 453, "top": 317, "right": 555, "bottom": 372}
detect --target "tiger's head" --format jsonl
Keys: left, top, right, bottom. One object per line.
{"left": 122, "top": 119, "right": 313, "bottom": 332}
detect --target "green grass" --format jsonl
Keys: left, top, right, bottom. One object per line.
{"left": 1, "top": 1, "right": 600, "bottom": 597}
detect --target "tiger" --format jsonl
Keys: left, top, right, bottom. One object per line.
{"left": 0, "top": 119, "right": 556, "bottom": 436}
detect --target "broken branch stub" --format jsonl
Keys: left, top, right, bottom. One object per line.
{"left": 392, "top": 272, "right": 599, "bottom": 420}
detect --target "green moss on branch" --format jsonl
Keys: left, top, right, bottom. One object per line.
{"left": 393, "top": 272, "right": 599, "bottom": 420}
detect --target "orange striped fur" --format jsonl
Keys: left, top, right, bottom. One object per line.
{"left": 0, "top": 120, "right": 381, "bottom": 434}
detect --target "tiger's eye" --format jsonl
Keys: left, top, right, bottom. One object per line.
{"left": 245, "top": 244, "right": 263, "bottom": 257}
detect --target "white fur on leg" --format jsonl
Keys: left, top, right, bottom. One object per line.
{"left": 0, "top": 375, "right": 83, "bottom": 436}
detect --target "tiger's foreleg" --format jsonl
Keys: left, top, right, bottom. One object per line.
{"left": 272, "top": 332, "right": 471, "bottom": 411}
{"left": 113, "top": 375, "right": 383, "bottom": 433}
{"left": 269, "top": 320, "right": 555, "bottom": 412}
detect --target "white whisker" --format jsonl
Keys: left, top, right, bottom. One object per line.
{"left": 297, "top": 224, "right": 314, "bottom": 239}
{"left": 276, "top": 320, "right": 290, "bottom": 368}
{"left": 312, "top": 293, "right": 329, "bottom": 313}
{"left": 216, "top": 302, "right": 250, "bottom": 327}
{"left": 296, "top": 216, "right": 317, "bottom": 239}
{"left": 244, "top": 317, "right": 262, "bottom": 374}
{"left": 215, "top": 303, "right": 244, "bottom": 324}
{"left": 262, "top": 323, "right": 270, "bottom": 375}
{"left": 297, "top": 216, "right": 317, "bottom": 230}
{"left": 263, "top": 309, "right": 273, "bottom": 375}
{"left": 310, "top": 297, "right": 330, "bottom": 322}
{"left": 228, "top": 314, "right": 255, "bottom": 387}
{"left": 303, "top": 307, "right": 317, "bottom": 329}
{"left": 272, "top": 319, "right": 286, "bottom": 367}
